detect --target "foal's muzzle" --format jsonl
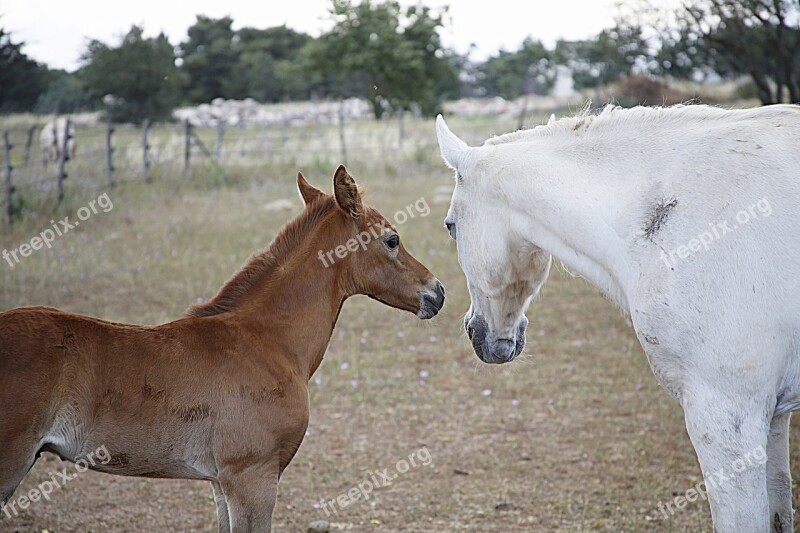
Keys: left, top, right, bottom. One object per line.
{"left": 417, "top": 279, "right": 445, "bottom": 319}
{"left": 465, "top": 309, "right": 528, "bottom": 364}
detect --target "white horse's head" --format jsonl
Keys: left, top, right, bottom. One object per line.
{"left": 436, "top": 115, "right": 552, "bottom": 364}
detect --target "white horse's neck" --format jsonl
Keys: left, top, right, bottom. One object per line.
{"left": 478, "top": 111, "right": 687, "bottom": 312}
{"left": 489, "top": 146, "right": 637, "bottom": 312}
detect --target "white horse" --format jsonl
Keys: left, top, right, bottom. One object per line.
{"left": 436, "top": 104, "right": 800, "bottom": 532}
{"left": 40, "top": 117, "right": 75, "bottom": 166}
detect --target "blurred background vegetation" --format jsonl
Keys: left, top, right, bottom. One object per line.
{"left": 2, "top": 0, "right": 799, "bottom": 124}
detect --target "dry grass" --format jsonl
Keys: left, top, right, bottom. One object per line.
{"left": 0, "top": 115, "right": 797, "bottom": 533}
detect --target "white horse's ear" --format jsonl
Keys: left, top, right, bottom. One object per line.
{"left": 547, "top": 113, "right": 556, "bottom": 126}
{"left": 436, "top": 114, "right": 469, "bottom": 172}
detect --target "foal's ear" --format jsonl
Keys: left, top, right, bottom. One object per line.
{"left": 297, "top": 172, "right": 326, "bottom": 205}
{"left": 333, "top": 165, "right": 363, "bottom": 218}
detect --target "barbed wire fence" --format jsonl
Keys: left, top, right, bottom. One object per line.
{"left": 3, "top": 101, "right": 502, "bottom": 229}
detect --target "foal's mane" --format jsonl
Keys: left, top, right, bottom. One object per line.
{"left": 185, "top": 196, "right": 337, "bottom": 318}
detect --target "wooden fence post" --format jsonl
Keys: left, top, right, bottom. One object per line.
{"left": 106, "top": 121, "right": 115, "bottom": 188}
{"left": 281, "top": 113, "right": 289, "bottom": 147}
{"left": 238, "top": 113, "right": 245, "bottom": 158}
{"left": 215, "top": 120, "right": 225, "bottom": 160}
{"left": 23, "top": 125, "right": 35, "bottom": 169}
{"left": 311, "top": 93, "right": 319, "bottom": 126}
{"left": 517, "top": 95, "right": 529, "bottom": 130}
{"left": 57, "top": 117, "right": 71, "bottom": 204}
{"left": 4, "top": 131, "right": 14, "bottom": 225}
{"left": 398, "top": 107, "right": 405, "bottom": 149}
{"left": 338, "top": 99, "right": 348, "bottom": 166}
{"left": 189, "top": 129, "right": 228, "bottom": 182}
{"left": 142, "top": 119, "right": 151, "bottom": 183}
{"left": 184, "top": 120, "right": 192, "bottom": 174}
{"left": 262, "top": 122, "right": 271, "bottom": 155}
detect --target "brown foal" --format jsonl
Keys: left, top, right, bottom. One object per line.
{"left": 0, "top": 165, "right": 445, "bottom": 532}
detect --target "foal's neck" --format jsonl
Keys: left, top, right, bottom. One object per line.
{"left": 192, "top": 203, "right": 353, "bottom": 380}
{"left": 241, "top": 216, "right": 352, "bottom": 379}
{"left": 247, "top": 265, "right": 345, "bottom": 379}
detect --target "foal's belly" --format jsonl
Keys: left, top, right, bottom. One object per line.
{"left": 50, "top": 429, "right": 218, "bottom": 481}
{"left": 44, "top": 393, "right": 220, "bottom": 481}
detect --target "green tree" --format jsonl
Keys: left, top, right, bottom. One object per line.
{"left": 80, "top": 26, "right": 185, "bottom": 123}
{"left": 306, "top": 0, "right": 458, "bottom": 118}
{"left": 478, "top": 38, "right": 556, "bottom": 99}
{"left": 555, "top": 25, "right": 648, "bottom": 89}
{"left": 679, "top": 0, "right": 800, "bottom": 103}
{"left": 225, "top": 25, "right": 314, "bottom": 102}
{"left": 0, "top": 28, "right": 50, "bottom": 113}
{"left": 237, "top": 25, "right": 310, "bottom": 62}
{"left": 180, "top": 16, "right": 238, "bottom": 103}
{"left": 621, "top": 0, "right": 800, "bottom": 103}
{"left": 35, "top": 71, "right": 93, "bottom": 114}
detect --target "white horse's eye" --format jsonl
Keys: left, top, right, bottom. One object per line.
{"left": 445, "top": 222, "right": 456, "bottom": 240}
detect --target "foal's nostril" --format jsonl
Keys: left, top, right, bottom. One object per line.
{"left": 418, "top": 281, "right": 445, "bottom": 319}
{"left": 466, "top": 323, "right": 475, "bottom": 340}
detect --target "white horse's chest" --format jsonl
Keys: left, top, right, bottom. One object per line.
{"left": 630, "top": 314, "right": 688, "bottom": 402}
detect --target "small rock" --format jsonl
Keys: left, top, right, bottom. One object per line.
{"left": 495, "top": 502, "right": 513, "bottom": 511}
{"left": 308, "top": 520, "right": 330, "bottom": 533}
{"left": 263, "top": 198, "right": 295, "bottom": 212}
{"left": 453, "top": 469, "right": 470, "bottom": 476}
{"left": 520, "top": 452, "right": 532, "bottom": 461}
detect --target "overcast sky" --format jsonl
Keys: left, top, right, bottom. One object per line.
{"left": 4, "top": 0, "right": 625, "bottom": 71}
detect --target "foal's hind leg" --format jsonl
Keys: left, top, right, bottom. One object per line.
{"left": 766, "top": 413, "right": 793, "bottom": 532}
{"left": 0, "top": 436, "right": 40, "bottom": 510}
{"left": 211, "top": 480, "right": 231, "bottom": 533}
{"left": 218, "top": 461, "right": 279, "bottom": 532}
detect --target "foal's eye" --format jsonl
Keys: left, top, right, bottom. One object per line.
{"left": 386, "top": 235, "right": 400, "bottom": 249}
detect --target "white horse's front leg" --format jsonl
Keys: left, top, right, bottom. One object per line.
{"left": 766, "top": 413, "right": 793, "bottom": 532}
{"left": 682, "top": 386, "right": 772, "bottom": 532}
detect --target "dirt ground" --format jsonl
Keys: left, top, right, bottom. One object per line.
{"left": 1, "top": 157, "right": 798, "bottom": 532}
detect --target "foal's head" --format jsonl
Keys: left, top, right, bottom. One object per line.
{"left": 436, "top": 116, "right": 552, "bottom": 364}
{"left": 299, "top": 165, "right": 445, "bottom": 319}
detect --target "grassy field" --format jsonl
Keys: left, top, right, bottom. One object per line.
{"left": 0, "top": 113, "right": 797, "bottom": 532}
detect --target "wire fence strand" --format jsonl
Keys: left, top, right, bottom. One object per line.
{"left": 1, "top": 111, "right": 522, "bottom": 227}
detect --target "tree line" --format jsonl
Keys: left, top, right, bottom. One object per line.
{"left": 2, "top": 0, "right": 798, "bottom": 123}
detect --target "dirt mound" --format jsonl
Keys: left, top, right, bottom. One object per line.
{"left": 613, "top": 76, "right": 710, "bottom": 107}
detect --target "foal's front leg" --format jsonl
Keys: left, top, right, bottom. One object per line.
{"left": 211, "top": 480, "right": 232, "bottom": 533}
{"left": 218, "top": 460, "right": 279, "bottom": 532}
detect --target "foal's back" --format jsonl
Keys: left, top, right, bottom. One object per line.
{"left": 0, "top": 306, "right": 306, "bottom": 483}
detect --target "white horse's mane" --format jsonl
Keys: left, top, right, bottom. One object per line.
{"left": 484, "top": 103, "right": 800, "bottom": 146}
